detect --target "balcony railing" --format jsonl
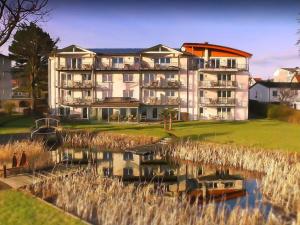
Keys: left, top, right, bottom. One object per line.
{"left": 199, "top": 98, "right": 236, "bottom": 106}
{"left": 144, "top": 97, "right": 180, "bottom": 105}
{"left": 59, "top": 80, "right": 94, "bottom": 89}
{"left": 57, "top": 64, "right": 93, "bottom": 70}
{"left": 143, "top": 80, "right": 181, "bottom": 89}
{"left": 60, "top": 97, "right": 93, "bottom": 106}
{"left": 96, "top": 62, "right": 140, "bottom": 70}
{"left": 190, "top": 62, "right": 248, "bottom": 71}
{"left": 140, "top": 61, "right": 180, "bottom": 70}
{"left": 198, "top": 81, "right": 238, "bottom": 88}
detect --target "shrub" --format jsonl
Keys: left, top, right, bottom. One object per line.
{"left": 3, "top": 102, "right": 16, "bottom": 115}
{"left": 267, "top": 104, "right": 300, "bottom": 124}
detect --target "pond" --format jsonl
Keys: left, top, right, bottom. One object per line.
{"left": 50, "top": 147, "right": 272, "bottom": 215}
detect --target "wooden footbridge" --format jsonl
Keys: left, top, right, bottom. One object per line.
{"left": 30, "top": 118, "right": 63, "bottom": 148}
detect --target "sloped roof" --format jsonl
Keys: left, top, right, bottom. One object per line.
{"left": 252, "top": 81, "right": 300, "bottom": 89}
{"left": 281, "top": 67, "right": 300, "bottom": 73}
{"left": 182, "top": 42, "right": 252, "bottom": 58}
{"left": 88, "top": 48, "right": 144, "bottom": 55}
{"left": 292, "top": 75, "right": 300, "bottom": 83}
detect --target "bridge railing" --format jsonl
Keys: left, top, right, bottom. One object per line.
{"left": 35, "top": 118, "right": 60, "bottom": 129}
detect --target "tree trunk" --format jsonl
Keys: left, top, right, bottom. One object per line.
{"left": 169, "top": 115, "right": 172, "bottom": 130}
{"left": 164, "top": 118, "right": 167, "bottom": 130}
{"left": 31, "top": 72, "right": 37, "bottom": 113}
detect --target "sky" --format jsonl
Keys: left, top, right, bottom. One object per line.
{"left": 1, "top": 0, "right": 300, "bottom": 78}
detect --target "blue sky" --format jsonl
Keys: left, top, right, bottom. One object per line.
{"left": 1, "top": 0, "right": 299, "bottom": 78}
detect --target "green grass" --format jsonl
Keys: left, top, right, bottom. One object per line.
{"left": 0, "top": 115, "right": 34, "bottom": 134}
{"left": 0, "top": 190, "right": 83, "bottom": 225}
{"left": 1, "top": 115, "right": 300, "bottom": 152}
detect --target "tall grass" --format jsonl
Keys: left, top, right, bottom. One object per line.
{"left": 0, "top": 141, "right": 53, "bottom": 170}
{"left": 27, "top": 169, "right": 284, "bottom": 225}
{"left": 62, "top": 131, "right": 158, "bottom": 149}
{"left": 163, "top": 141, "right": 300, "bottom": 216}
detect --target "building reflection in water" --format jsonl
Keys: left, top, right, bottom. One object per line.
{"left": 52, "top": 148, "right": 246, "bottom": 201}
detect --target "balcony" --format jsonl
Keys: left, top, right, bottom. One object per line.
{"left": 57, "top": 64, "right": 93, "bottom": 71}
{"left": 143, "top": 80, "right": 181, "bottom": 89}
{"left": 140, "top": 61, "right": 179, "bottom": 71}
{"left": 59, "top": 97, "right": 93, "bottom": 106}
{"left": 198, "top": 81, "right": 238, "bottom": 89}
{"left": 58, "top": 80, "right": 94, "bottom": 89}
{"left": 190, "top": 62, "right": 248, "bottom": 72}
{"left": 96, "top": 62, "right": 140, "bottom": 71}
{"left": 144, "top": 97, "right": 180, "bottom": 105}
{"left": 199, "top": 98, "right": 236, "bottom": 106}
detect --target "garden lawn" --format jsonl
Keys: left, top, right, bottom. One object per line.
{"left": 1, "top": 115, "right": 300, "bottom": 152}
{"left": 0, "top": 115, "right": 34, "bottom": 134}
{"left": 0, "top": 190, "right": 84, "bottom": 225}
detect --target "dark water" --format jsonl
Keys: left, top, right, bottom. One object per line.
{"left": 52, "top": 148, "right": 272, "bottom": 214}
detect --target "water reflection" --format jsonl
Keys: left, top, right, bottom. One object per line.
{"left": 51, "top": 148, "right": 253, "bottom": 203}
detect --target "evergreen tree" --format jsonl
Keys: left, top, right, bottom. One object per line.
{"left": 9, "top": 23, "right": 58, "bottom": 113}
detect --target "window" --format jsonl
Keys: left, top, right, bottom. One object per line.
{"left": 102, "top": 90, "right": 110, "bottom": 98}
{"left": 67, "top": 58, "right": 82, "bottom": 69}
{"left": 144, "top": 154, "right": 154, "bottom": 161}
{"left": 67, "top": 90, "right": 72, "bottom": 96}
{"left": 103, "top": 152, "right": 112, "bottom": 160}
{"left": 103, "top": 168, "right": 113, "bottom": 176}
{"left": 144, "top": 89, "right": 155, "bottom": 98}
{"left": 194, "top": 58, "right": 204, "bottom": 68}
{"left": 67, "top": 74, "right": 72, "bottom": 80}
{"left": 82, "top": 73, "right": 91, "bottom": 80}
{"left": 152, "top": 108, "right": 158, "bottom": 119}
{"left": 123, "top": 90, "right": 134, "bottom": 98}
{"left": 123, "top": 152, "right": 133, "bottom": 160}
{"left": 84, "top": 90, "right": 91, "bottom": 97}
{"left": 144, "top": 167, "right": 153, "bottom": 177}
{"left": 102, "top": 74, "right": 112, "bottom": 82}
{"left": 154, "top": 58, "right": 170, "bottom": 64}
{"left": 272, "top": 90, "right": 278, "bottom": 97}
{"left": 165, "top": 74, "right": 175, "bottom": 80}
{"left": 123, "top": 74, "right": 133, "bottom": 82}
{"left": 166, "top": 90, "right": 175, "bottom": 97}
{"left": 217, "top": 107, "right": 231, "bottom": 113}
{"left": 123, "top": 168, "right": 133, "bottom": 176}
{"left": 210, "top": 58, "right": 220, "bottom": 68}
{"left": 217, "top": 74, "right": 231, "bottom": 81}
{"left": 112, "top": 57, "right": 123, "bottom": 64}
{"left": 227, "top": 59, "right": 236, "bottom": 68}
{"left": 144, "top": 73, "right": 155, "bottom": 84}
{"left": 134, "top": 57, "right": 140, "bottom": 64}
{"left": 218, "top": 90, "right": 231, "bottom": 98}
{"left": 198, "top": 73, "right": 204, "bottom": 81}
{"left": 199, "top": 90, "right": 204, "bottom": 98}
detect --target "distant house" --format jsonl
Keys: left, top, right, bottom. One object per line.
{"left": 249, "top": 81, "right": 300, "bottom": 109}
{"left": 273, "top": 67, "right": 300, "bottom": 83}
{"left": 249, "top": 76, "right": 263, "bottom": 86}
{"left": 0, "top": 54, "right": 12, "bottom": 100}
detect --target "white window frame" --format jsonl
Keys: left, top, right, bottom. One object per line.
{"left": 123, "top": 74, "right": 133, "bottom": 82}
{"left": 165, "top": 73, "right": 175, "bottom": 80}
{"left": 123, "top": 90, "right": 134, "bottom": 98}
{"left": 166, "top": 90, "right": 175, "bottom": 97}
{"left": 102, "top": 74, "right": 112, "bottom": 83}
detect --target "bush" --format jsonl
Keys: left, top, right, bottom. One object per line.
{"left": 3, "top": 102, "right": 16, "bottom": 115}
{"left": 267, "top": 104, "right": 300, "bottom": 124}
{"left": 248, "top": 100, "right": 269, "bottom": 118}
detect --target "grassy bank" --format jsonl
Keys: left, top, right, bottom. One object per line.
{"left": 1, "top": 115, "right": 300, "bottom": 152}
{"left": 0, "top": 190, "right": 83, "bottom": 225}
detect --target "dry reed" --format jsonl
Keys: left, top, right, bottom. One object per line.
{"left": 27, "top": 169, "right": 287, "bottom": 225}
{"left": 0, "top": 141, "right": 53, "bottom": 170}
{"left": 62, "top": 131, "right": 158, "bottom": 150}
{"left": 163, "top": 141, "right": 300, "bottom": 217}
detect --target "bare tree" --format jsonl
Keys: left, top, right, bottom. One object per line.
{"left": 278, "top": 88, "right": 297, "bottom": 104}
{"left": 0, "top": 0, "right": 48, "bottom": 47}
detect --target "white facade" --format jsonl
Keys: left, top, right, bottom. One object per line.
{"left": 48, "top": 44, "right": 251, "bottom": 121}
{"left": 273, "top": 68, "right": 300, "bottom": 83}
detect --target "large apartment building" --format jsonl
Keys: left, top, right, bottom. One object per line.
{"left": 48, "top": 43, "right": 251, "bottom": 121}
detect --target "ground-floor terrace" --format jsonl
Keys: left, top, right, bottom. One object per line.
{"left": 54, "top": 97, "right": 245, "bottom": 122}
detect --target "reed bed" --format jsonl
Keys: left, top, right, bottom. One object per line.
{"left": 163, "top": 141, "right": 300, "bottom": 216}
{"left": 0, "top": 141, "right": 53, "bottom": 170}
{"left": 27, "top": 169, "right": 285, "bottom": 225}
{"left": 62, "top": 131, "right": 158, "bottom": 150}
